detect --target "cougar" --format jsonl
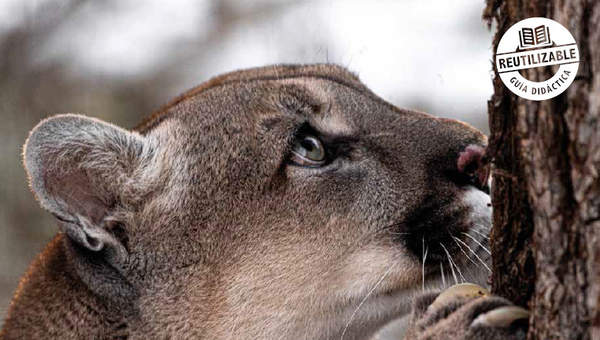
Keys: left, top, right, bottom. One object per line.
{"left": 1, "top": 64, "right": 528, "bottom": 339}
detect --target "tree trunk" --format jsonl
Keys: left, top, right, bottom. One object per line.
{"left": 483, "top": 1, "right": 600, "bottom": 339}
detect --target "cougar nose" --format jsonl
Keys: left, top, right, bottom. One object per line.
{"left": 455, "top": 144, "right": 490, "bottom": 192}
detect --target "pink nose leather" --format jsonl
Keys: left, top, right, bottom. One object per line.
{"left": 457, "top": 145, "right": 489, "bottom": 190}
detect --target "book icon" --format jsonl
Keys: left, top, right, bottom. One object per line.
{"left": 519, "top": 25, "right": 552, "bottom": 49}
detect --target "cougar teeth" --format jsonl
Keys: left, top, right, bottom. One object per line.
{"left": 471, "top": 306, "right": 530, "bottom": 328}
{"left": 428, "top": 283, "right": 490, "bottom": 310}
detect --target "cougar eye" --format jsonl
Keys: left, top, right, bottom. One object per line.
{"left": 290, "top": 135, "right": 326, "bottom": 166}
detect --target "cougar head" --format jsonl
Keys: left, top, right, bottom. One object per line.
{"left": 17, "top": 64, "right": 490, "bottom": 339}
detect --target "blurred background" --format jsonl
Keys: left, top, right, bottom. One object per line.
{"left": 0, "top": 0, "right": 494, "bottom": 325}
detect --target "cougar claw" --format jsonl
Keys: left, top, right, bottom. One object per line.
{"left": 471, "top": 305, "right": 530, "bottom": 328}
{"left": 428, "top": 283, "right": 490, "bottom": 311}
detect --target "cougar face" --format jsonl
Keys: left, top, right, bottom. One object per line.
{"left": 2, "top": 64, "right": 490, "bottom": 340}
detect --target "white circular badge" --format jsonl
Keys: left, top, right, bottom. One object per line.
{"left": 495, "top": 17, "right": 579, "bottom": 101}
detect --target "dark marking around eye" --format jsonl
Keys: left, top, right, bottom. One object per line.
{"left": 285, "top": 122, "right": 359, "bottom": 168}
{"left": 261, "top": 117, "right": 282, "bottom": 131}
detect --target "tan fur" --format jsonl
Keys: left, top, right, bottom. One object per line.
{"left": 1, "top": 64, "right": 495, "bottom": 340}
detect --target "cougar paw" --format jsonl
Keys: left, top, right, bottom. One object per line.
{"left": 405, "top": 283, "right": 529, "bottom": 340}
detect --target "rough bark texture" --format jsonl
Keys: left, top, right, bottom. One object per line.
{"left": 483, "top": 1, "right": 600, "bottom": 339}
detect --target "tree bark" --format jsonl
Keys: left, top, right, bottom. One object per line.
{"left": 483, "top": 1, "right": 600, "bottom": 339}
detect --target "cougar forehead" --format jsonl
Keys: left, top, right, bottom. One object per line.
{"left": 121, "top": 64, "right": 489, "bottom": 339}
{"left": 136, "top": 64, "right": 371, "bottom": 133}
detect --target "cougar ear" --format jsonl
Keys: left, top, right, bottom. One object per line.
{"left": 23, "top": 114, "right": 155, "bottom": 261}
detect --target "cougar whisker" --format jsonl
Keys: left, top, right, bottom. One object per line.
{"left": 462, "top": 232, "right": 491, "bottom": 255}
{"left": 469, "top": 228, "right": 490, "bottom": 240}
{"left": 340, "top": 262, "right": 396, "bottom": 340}
{"left": 422, "top": 237, "right": 428, "bottom": 291}
{"left": 440, "top": 262, "right": 446, "bottom": 288}
{"left": 453, "top": 236, "right": 491, "bottom": 273}
{"left": 450, "top": 253, "right": 465, "bottom": 283}
{"left": 440, "top": 243, "right": 458, "bottom": 285}
{"left": 441, "top": 242, "right": 465, "bottom": 283}
{"left": 473, "top": 222, "right": 491, "bottom": 233}
{"left": 452, "top": 235, "right": 479, "bottom": 268}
